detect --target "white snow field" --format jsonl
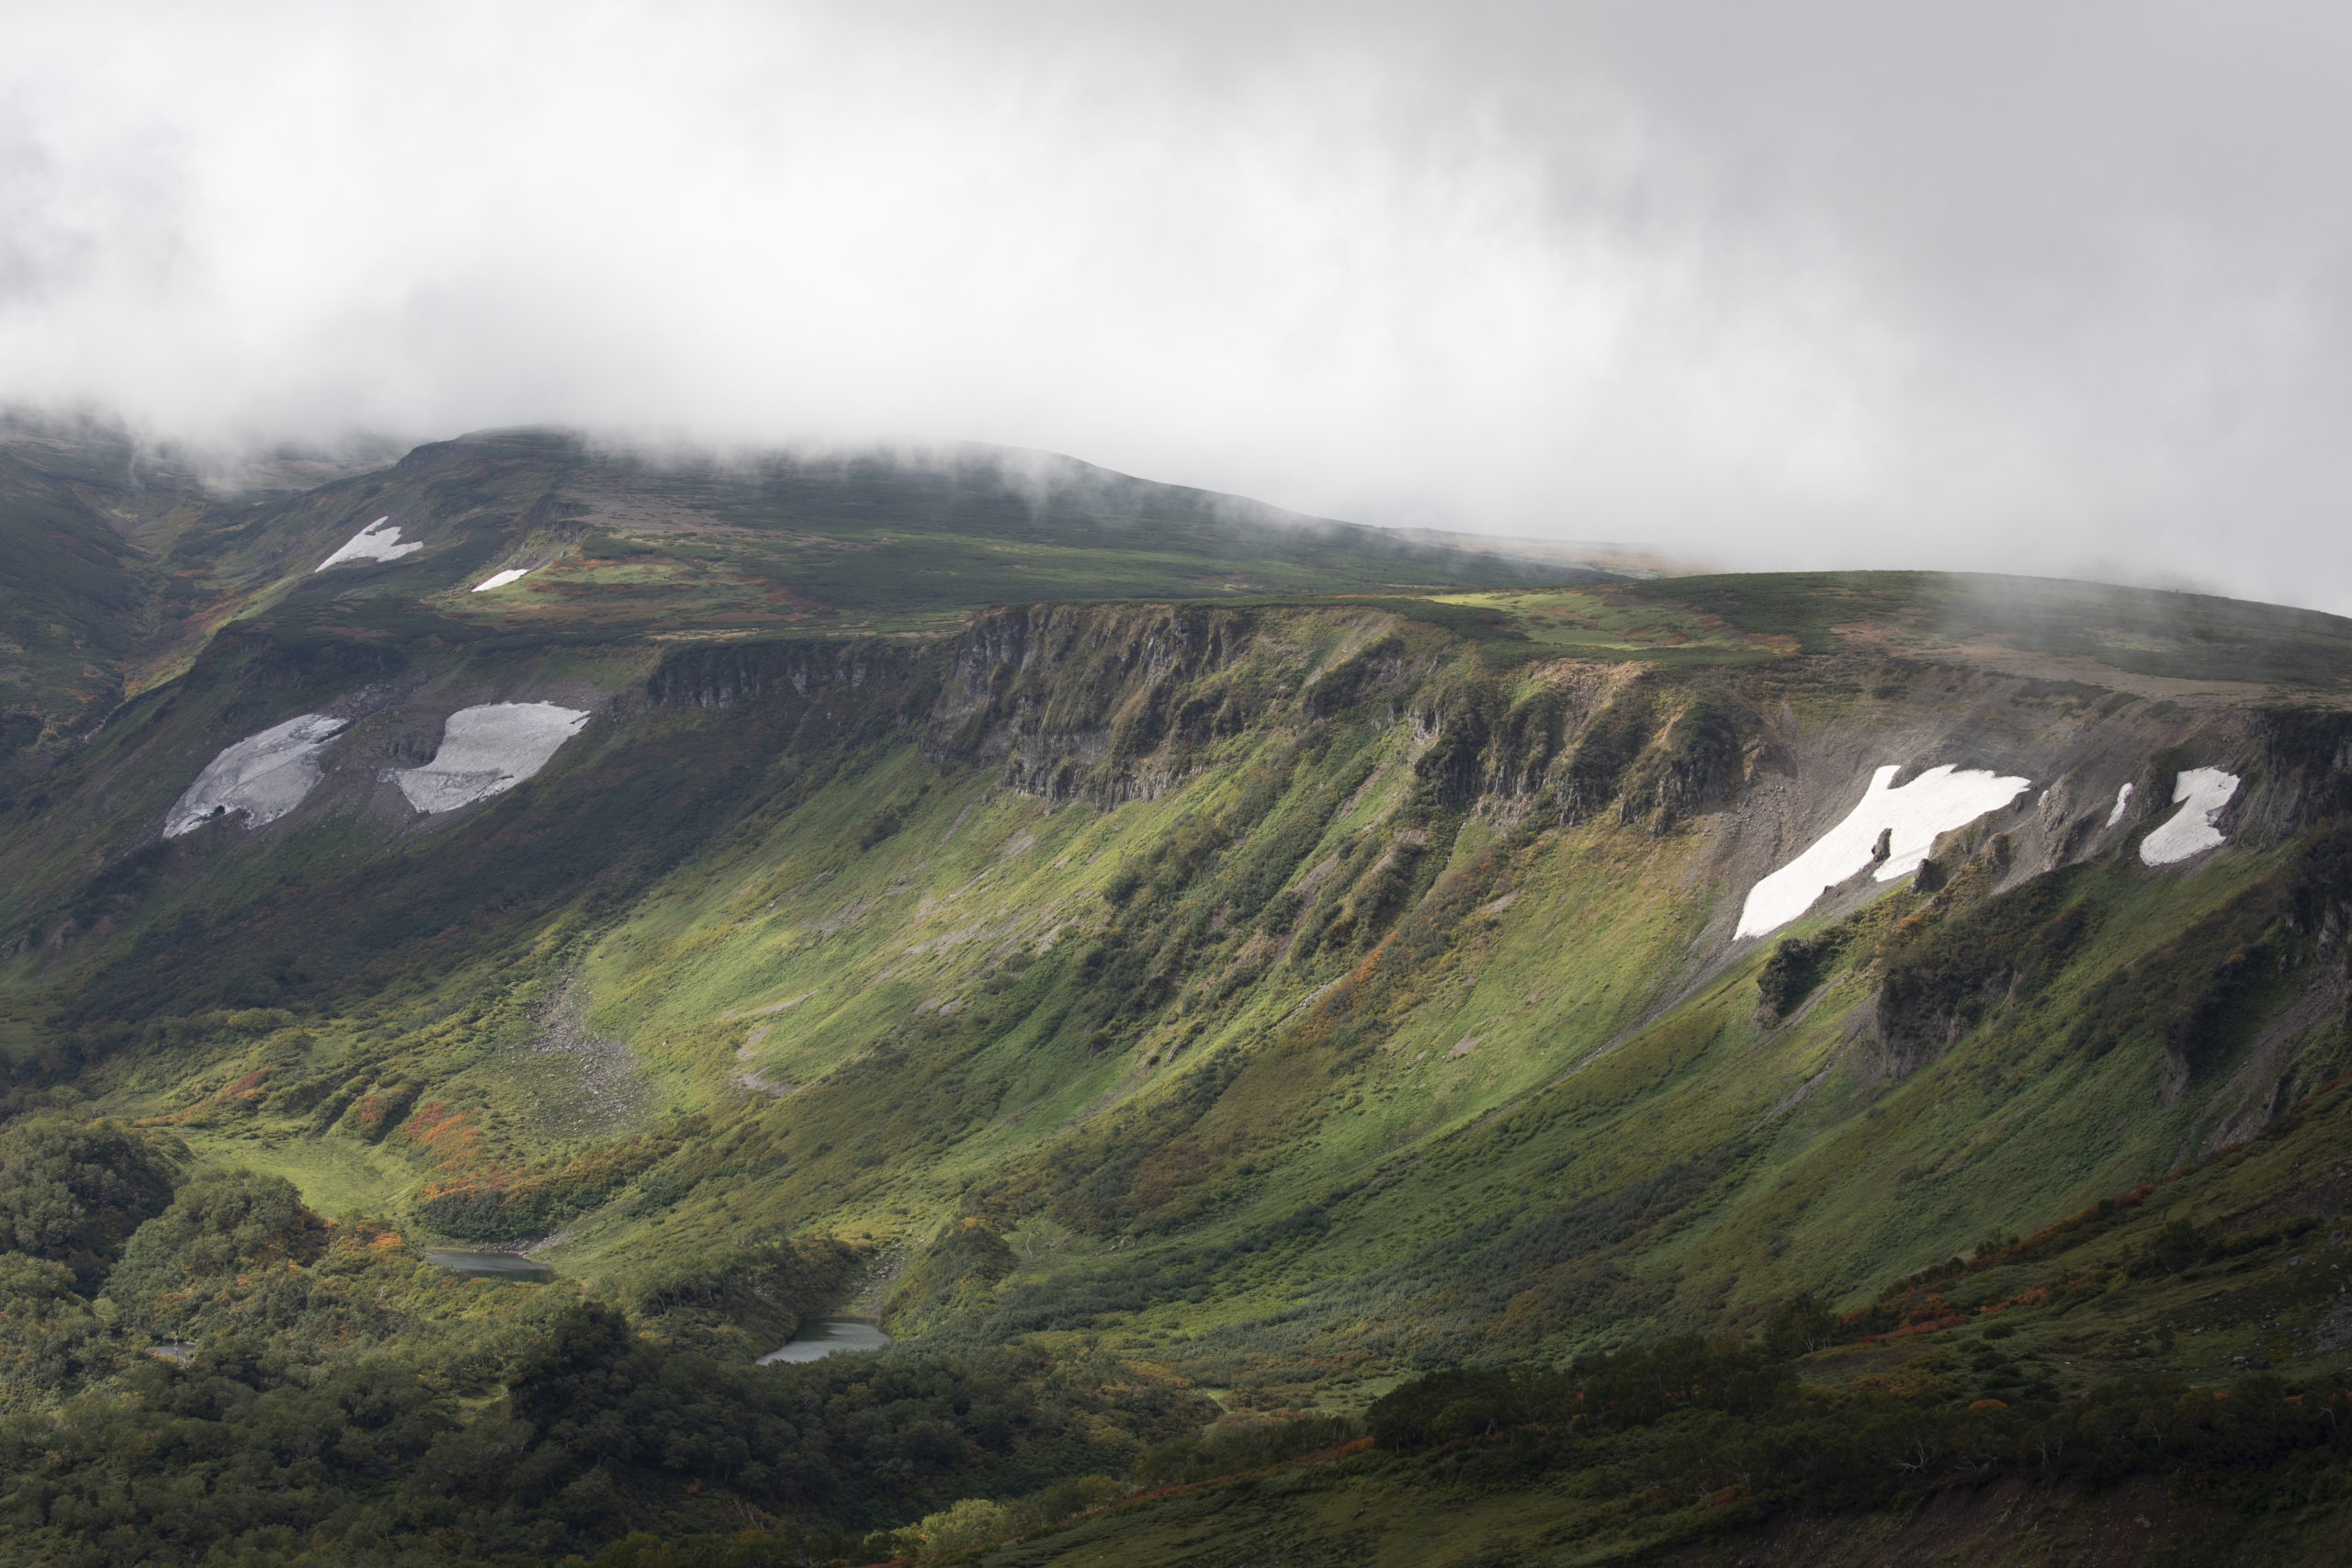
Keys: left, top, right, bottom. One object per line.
{"left": 315, "top": 517, "right": 423, "bottom": 571}
{"left": 2107, "top": 782, "right": 2134, "bottom": 827}
{"left": 390, "top": 702, "right": 591, "bottom": 814}
{"left": 164, "top": 714, "right": 349, "bottom": 837}
{"left": 472, "top": 568, "right": 532, "bottom": 592}
{"left": 2140, "top": 768, "right": 2240, "bottom": 865}
{"left": 1736, "top": 763, "right": 2034, "bottom": 939}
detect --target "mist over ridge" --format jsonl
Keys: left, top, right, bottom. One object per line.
{"left": 15, "top": 13, "right": 2352, "bottom": 1561}
{"left": 4, "top": 3, "right": 2351, "bottom": 612}
{"left": 7, "top": 372, "right": 2352, "bottom": 1564}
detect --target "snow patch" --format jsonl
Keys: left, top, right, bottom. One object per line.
{"left": 2106, "top": 782, "right": 2133, "bottom": 827}
{"left": 472, "top": 568, "right": 531, "bottom": 592}
{"left": 1736, "top": 763, "right": 2034, "bottom": 939}
{"left": 2140, "top": 768, "right": 2239, "bottom": 865}
{"left": 388, "top": 702, "right": 590, "bottom": 814}
{"left": 164, "top": 714, "right": 349, "bottom": 837}
{"left": 315, "top": 516, "right": 423, "bottom": 571}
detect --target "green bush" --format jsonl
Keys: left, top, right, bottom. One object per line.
{"left": 106, "top": 1168, "right": 329, "bottom": 1326}
{"left": 1756, "top": 937, "right": 1839, "bottom": 1025}
{"left": 0, "top": 1115, "right": 177, "bottom": 1291}
{"left": 614, "top": 1235, "right": 861, "bottom": 1360}
{"left": 885, "top": 1219, "right": 1014, "bottom": 1337}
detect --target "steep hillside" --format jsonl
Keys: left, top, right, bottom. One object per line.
{"left": 5, "top": 434, "right": 2352, "bottom": 1562}
{"left": 0, "top": 419, "right": 1613, "bottom": 830}
{"left": 0, "top": 420, "right": 176, "bottom": 739}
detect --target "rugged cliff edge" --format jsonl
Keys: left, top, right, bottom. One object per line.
{"left": 7, "top": 540, "right": 2352, "bottom": 1561}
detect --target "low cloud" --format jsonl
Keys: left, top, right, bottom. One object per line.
{"left": 4, "top": 3, "right": 2348, "bottom": 609}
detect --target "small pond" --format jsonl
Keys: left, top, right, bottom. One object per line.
{"left": 758, "top": 1319, "right": 892, "bottom": 1365}
{"left": 422, "top": 1249, "right": 556, "bottom": 1282}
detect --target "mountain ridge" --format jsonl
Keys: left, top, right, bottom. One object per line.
{"left": 5, "top": 422, "right": 2352, "bottom": 1562}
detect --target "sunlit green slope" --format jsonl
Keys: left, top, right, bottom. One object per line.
{"left": 9, "top": 586, "right": 2347, "bottom": 1368}
{"left": 6, "top": 420, "right": 2352, "bottom": 1561}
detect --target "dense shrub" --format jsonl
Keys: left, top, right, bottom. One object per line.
{"left": 414, "top": 1129, "right": 688, "bottom": 1241}
{"left": 885, "top": 1219, "right": 1014, "bottom": 1336}
{"left": 615, "top": 1236, "right": 863, "bottom": 1360}
{"left": 1877, "top": 869, "right": 2094, "bottom": 1066}
{"left": 1756, "top": 936, "right": 1840, "bottom": 1024}
{"left": 0, "top": 1115, "right": 177, "bottom": 1290}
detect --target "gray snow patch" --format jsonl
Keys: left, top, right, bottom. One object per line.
{"left": 315, "top": 516, "right": 422, "bottom": 571}
{"left": 388, "top": 701, "right": 590, "bottom": 814}
{"left": 164, "top": 714, "right": 349, "bottom": 837}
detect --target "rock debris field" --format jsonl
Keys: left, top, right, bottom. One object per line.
{"left": 509, "top": 977, "right": 654, "bottom": 1139}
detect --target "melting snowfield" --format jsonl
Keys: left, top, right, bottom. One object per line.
{"left": 164, "top": 714, "right": 349, "bottom": 837}
{"left": 390, "top": 702, "right": 590, "bottom": 814}
{"left": 472, "top": 568, "right": 531, "bottom": 592}
{"left": 2141, "top": 768, "right": 2240, "bottom": 865}
{"left": 1737, "top": 763, "right": 2034, "bottom": 939}
{"left": 315, "top": 517, "right": 423, "bottom": 571}
{"left": 2107, "top": 782, "right": 2134, "bottom": 827}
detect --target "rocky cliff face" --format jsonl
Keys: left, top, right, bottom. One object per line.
{"left": 8, "top": 587, "right": 2352, "bottom": 1410}
{"left": 17, "top": 425, "right": 2352, "bottom": 1558}
{"left": 923, "top": 603, "right": 1261, "bottom": 802}
{"left": 643, "top": 638, "right": 929, "bottom": 709}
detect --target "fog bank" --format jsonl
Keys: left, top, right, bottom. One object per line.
{"left": 5, "top": 3, "right": 2349, "bottom": 609}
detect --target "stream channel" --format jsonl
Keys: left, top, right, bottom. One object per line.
{"left": 757, "top": 1320, "right": 892, "bottom": 1364}
{"left": 421, "top": 1249, "right": 557, "bottom": 1282}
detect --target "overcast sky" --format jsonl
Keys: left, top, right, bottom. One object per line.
{"left": 5, "top": 2, "right": 2349, "bottom": 608}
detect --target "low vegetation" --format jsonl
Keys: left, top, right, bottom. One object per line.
{"left": 6, "top": 420, "right": 2352, "bottom": 1561}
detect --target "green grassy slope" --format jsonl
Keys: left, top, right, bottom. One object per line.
{"left": 11, "top": 596, "right": 2347, "bottom": 1359}
{"left": 5, "top": 426, "right": 2352, "bottom": 1561}
{"left": 494, "top": 616, "right": 2347, "bottom": 1399}
{"left": 121, "top": 428, "right": 1621, "bottom": 663}
{"left": 0, "top": 430, "right": 160, "bottom": 743}
{"left": 1627, "top": 569, "right": 2352, "bottom": 683}
{"left": 1, "top": 418, "right": 1607, "bottom": 824}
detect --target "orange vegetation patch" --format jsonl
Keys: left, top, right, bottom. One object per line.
{"left": 398, "top": 1100, "right": 518, "bottom": 1189}
{"left": 135, "top": 1065, "right": 276, "bottom": 1126}
{"left": 1855, "top": 1314, "right": 1964, "bottom": 1345}
{"left": 1980, "top": 1286, "right": 2051, "bottom": 1314}
{"left": 347, "top": 1092, "right": 405, "bottom": 1133}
